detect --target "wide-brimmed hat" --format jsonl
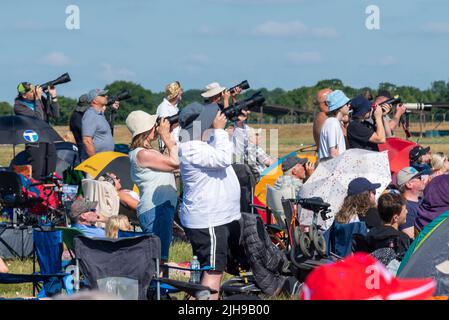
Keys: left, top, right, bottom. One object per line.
{"left": 126, "top": 110, "right": 158, "bottom": 138}
{"left": 200, "top": 82, "right": 226, "bottom": 98}
{"left": 326, "top": 90, "right": 350, "bottom": 112}
{"left": 179, "top": 102, "right": 219, "bottom": 142}
{"left": 165, "top": 81, "right": 182, "bottom": 100}
{"left": 300, "top": 253, "right": 436, "bottom": 300}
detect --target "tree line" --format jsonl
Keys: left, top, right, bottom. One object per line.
{"left": 1, "top": 79, "right": 449, "bottom": 125}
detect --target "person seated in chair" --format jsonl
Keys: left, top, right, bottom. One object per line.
{"left": 366, "top": 193, "right": 411, "bottom": 259}
{"left": 69, "top": 198, "right": 108, "bottom": 238}
{"left": 100, "top": 173, "right": 139, "bottom": 211}
{"left": 274, "top": 156, "right": 314, "bottom": 195}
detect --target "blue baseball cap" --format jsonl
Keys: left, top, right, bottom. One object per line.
{"left": 87, "top": 88, "right": 109, "bottom": 103}
{"left": 326, "top": 90, "right": 350, "bottom": 112}
{"left": 350, "top": 95, "right": 372, "bottom": 118}
{"left": 347, "top": 177, "right": 381, "bottom": 196}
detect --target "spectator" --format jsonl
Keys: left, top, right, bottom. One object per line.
{"left": 14, "top": 82, "right": 60, "bottom": 180}
{"left": 415, "top": 175, "right": 449, "bottom": 232}
{"left": 318, "top": 90, "right": 350, "bottom": 160}
{"left": 274, "top": 156, "right": 314, "bottom": 195}
{"left": 409, "top": 145, "right": 432, "bottom": 172}
{"left": 335, "top": 177, "right": 382, "bottom": 229}
{"left": 69, "top": 94, "right": 89, "bottom": 161}
{"left": 126, "top": 111, "right": 178, "bottom": 262}
{"left": 69, "top": 198, "right": 107, "bottom": 238}
{"left": 246, "top": 128, "right": 276, "bottom": 177}
{"left": 82, "top": 88, "right": 120, "bottom": 158}
{"left": 347, "top": 95, "right": 386, "bottom": 151}
{"left": 397, "top": 166, "right": 430, "bottom": 239}
{"left": 366, "top": 193, "right": 411, "bottom": 259}
{"left": 156, "top": 81, "right": 183, "bottom": 148}
{"left": 0, "top": 257, "right": 8, "bottom": 273}
{"left": 431, "top": 152, "right": 449, "bottom": 177}
{"left": 178, "top": 102, "right": 243, "bottom": 300}
{"left": 100, "top": 172, "right": 139, "bottom": 211}
{"left": 105, "top": 215, "right": 132, "bottom": 239}
{"left": 312, "top": 88, "right": 332, "bottom": 148}
{"left": 373, "top": 90, "right": 407, "bottom": 135}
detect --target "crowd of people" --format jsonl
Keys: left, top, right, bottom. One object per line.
{"left": 4, "top": 79, "right": 449, "bottom": 300}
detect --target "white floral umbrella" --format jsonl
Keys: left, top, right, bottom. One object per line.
{"left": 298, "top": 149, "right": 391, "bottom": 230}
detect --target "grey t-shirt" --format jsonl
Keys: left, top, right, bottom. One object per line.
{"left": 82, "top": 107, "right": 115, "bottom": 153}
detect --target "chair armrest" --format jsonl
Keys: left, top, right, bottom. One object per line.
{"left": 154, "top": 277, "right": 217, "bottom": 296}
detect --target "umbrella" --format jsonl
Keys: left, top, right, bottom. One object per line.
{"left": 298, "top": 149, "right": 391, "bottom": 230}
{"left": 0, "top": 115, "right": 62, "bottom": 145}
{"left": 378, "top": 137, "right": 416, "bottom": 174}
{"left": 253, "top": 146, "right": 317, "bottom": 223}
{"left": 75, "top": 151, "right": 136, "bottom": 192}
{"left": 398, "top": 211, "right": 449, "bottom": 296}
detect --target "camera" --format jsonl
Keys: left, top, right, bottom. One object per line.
{"left": 106, "top": 89, "right": 131, "bottom": 106}
{"left": 373, "top": 97, "right": 402, "bottom": 114}
{"left": 221, "top": 91, "right": 265, "bottom": 121}
{"left": 297, "top": 197, "right": 330, "bottom": 213}
{"left": 156, "top": 113, "right": 179, "bottom": 126}
{"left": 40, "top": 73, "right": 71, "bottom": 91}
{"left": 228, "top": 80, "right": 250, "bottom": 95}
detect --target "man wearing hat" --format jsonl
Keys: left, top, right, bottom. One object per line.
{"left": 69, "top": 198, "right": 107, "bottom": 238}
{"left": 274, "top": 156, "right": 314, "bottom": 195}
{"left": 14, "top": 81, "right": 60, "bottom": 180}
{"left": 318, "top": 90, "right": 350, "bottom": 160}
{"left": 178, "top": 102, "right": 243, "bottom": 299}
{"left": 82, "top": 88, "right": 119, "bottom": 158}
{"left": 347, "top": 95, "right": 386, "bottom": 151}
{"left": 409, "top": 145, "right": 432, "bottom": 172}
{"left": 156, "top": 81, "right": 183, "bottom": 148}
{"left": 69, "top": 94, "right": 89, "bottom": 161}
{"left": 397, "top": 166, "right": 430, "bottom": 239}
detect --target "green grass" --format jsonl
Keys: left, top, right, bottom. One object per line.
{"left": 0, "top": 259, "right": 35, "bottom": 298}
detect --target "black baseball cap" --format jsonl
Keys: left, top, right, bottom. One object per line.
{"left": 409, "top": 145, "right": 430, "bottom": 163}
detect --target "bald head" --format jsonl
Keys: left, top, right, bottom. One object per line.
{"left": 316, "top": 88, "right": 332, "bottom": 113}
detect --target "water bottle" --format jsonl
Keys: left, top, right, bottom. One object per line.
{"left": 189, "top": 256, "right": 201, "bottom": 284}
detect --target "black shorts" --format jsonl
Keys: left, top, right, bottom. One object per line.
{"left": 184, "top": 219, "right": 243, "bottom": 273}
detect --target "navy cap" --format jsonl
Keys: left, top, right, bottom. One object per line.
{"left": 409, "top": 145, "right": 430, "bottom": 163}
{"left": 347, "top": 177, "right": 381, "bottom": 196}
{"left": 281, "top": 156, "right": 308, "bottom": 172}
{"left": 350, "top": 95, "right": 372, "bottom": 118}
{"left": 179, "top": 102, "right": 219, "bottom": 142}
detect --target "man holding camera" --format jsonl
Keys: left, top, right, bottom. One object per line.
{"left": 82, "top": 88, "right": 119, "bottom": 158}
{"left": 347, "top": 95, "right": 386, "bottom": 151}
{"left": 374, "top": 90, "right": 407, "bottom": 136}
{"left": 14, "top": 82, "right": 60, "bottom": 180}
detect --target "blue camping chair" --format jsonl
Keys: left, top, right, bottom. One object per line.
{"left": 327, "top": 221, "right": 368, "bottom": 257}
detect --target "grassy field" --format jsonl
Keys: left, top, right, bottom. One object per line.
{"left": 1, "top": 122, "right": 449, "bottom": 299}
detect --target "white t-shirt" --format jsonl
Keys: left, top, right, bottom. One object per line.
{"left": 178, "top": 129, "right": 241, "bottom": 229}
{"left": 318, "top": 117, "right": 346, "bottom": 160}
{"left": 156, "top": 98, "right": 180, "bottom": 145}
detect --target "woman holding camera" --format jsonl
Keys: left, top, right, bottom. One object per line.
{"left": 126, "top": 111, "right": 179, "bottom": 261}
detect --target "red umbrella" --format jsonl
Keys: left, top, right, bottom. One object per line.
{"left": 378, "top": 137, "right": 417, "bottom": 174}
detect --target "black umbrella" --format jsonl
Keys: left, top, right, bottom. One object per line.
{"left": 0, "top": 115, "right": 63, "bottom": 145}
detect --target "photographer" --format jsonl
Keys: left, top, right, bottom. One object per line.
{"left": 374, "top": 90, "right": 406, "bottom": 136}
{"left": 82, "top": 88, "right": 120, "bottom": 158}
{"left": 14, "top": 82, "right": 60, "bottom": 180}
{"left": 347, "top": 95, "right": 386, "bottom": 151}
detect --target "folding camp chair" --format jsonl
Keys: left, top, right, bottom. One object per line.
{"left": 55, "top": 227, "right": 84, "bottom": 259}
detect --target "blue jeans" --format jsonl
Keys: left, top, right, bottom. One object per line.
{"left": 138, "top": 201, "right": 175, "bottom": 260}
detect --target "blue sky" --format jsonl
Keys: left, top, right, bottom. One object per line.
{"left": 1, "top": 0, "right": 448, "bottom": 103}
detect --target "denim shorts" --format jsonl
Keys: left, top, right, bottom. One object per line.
{"left": 138, "top": 201, "right": 175, "bottom": 260}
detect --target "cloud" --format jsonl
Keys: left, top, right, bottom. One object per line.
{"left": 254, "top": 20, "right": 339, "bottom": 38}
{"left": 379, "top": 56, "right": 397, "bottom": 66}
{"left": 286, "top": 51, "right": 324, "bottom": 65}
{"left": 41, "top": 52, "right": 71, "bottom": 67}
{"left": 100, "top": 63, "right": 136, "bottom": 82}
{"left": 421, "top": 22, "right": 449, "bottom": 35}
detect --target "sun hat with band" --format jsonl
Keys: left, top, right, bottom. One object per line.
{"left": 126, "top": 110, "right": 158, "bottom": 138}
{"left": 299, "top": 253, "right": 436, "bottom": 300}
{"left": 165, "top": 81, "right": 182, "bottom": 100}
{"left": 178, "top": 102, "right": 219, "bottom": 142}
{"left": 200, "top": 82, "right": 226, "bottom": 98}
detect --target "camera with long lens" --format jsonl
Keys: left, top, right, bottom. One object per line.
{"left": 40, "top": 73, "right": 71, "bottom": 91}
{"left": 373, "top": 97, "right": 402, "bottom": 114}
{"left": 221, "top": 91, "right": 265, "bottom": 121}
{"left": 156, "top": 113, "right": 179, "bottom": 126}
{"left": 106, "top": 89, "right": 132, "bottom": 106}
{"left": 228, "top": 80, "right": 250, "bottom": 95}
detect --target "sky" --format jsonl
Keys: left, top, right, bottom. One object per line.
{"left": 0, "top": 0, "right": 448, "bottom": 103}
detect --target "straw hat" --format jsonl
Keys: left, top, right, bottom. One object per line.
{"left": 126, "top": 110, "right": 158, "bottom": 138}
{"left": 165, "top": 81, "right": 182, "bottom": 100}
{"left": 200, "top": 82, "right": 226, "bottom": 98}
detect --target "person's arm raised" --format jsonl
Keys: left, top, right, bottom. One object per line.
{"left": 369, "top": 107, "right": 386, "bottom": 144}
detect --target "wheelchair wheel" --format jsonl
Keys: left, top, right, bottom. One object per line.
{"left": 313, "top": 230, "right": 327, "bottom": 257}
{"left": 299, "top": 233, "right": 313, "bottom": 258}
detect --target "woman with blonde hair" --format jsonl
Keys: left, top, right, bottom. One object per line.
{"left": 126, "top": 111, "right": 179, "bottom": 262}
{"left": 105, "top": 215, "right": 132, "bottom": 239}
{"left": 431, "top": 152, "right": 449, "bottom": 177}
